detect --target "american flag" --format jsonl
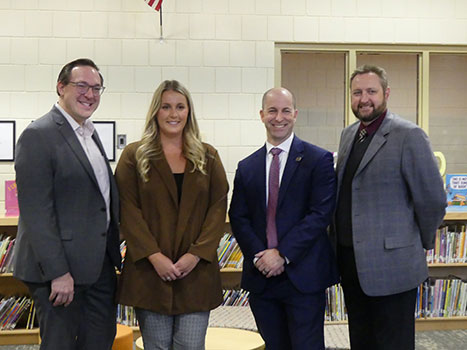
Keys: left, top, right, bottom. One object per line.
{"left": 144, "top": 0, "right": 163, "bottom": 11}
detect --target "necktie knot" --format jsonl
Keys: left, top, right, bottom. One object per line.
{"left": 357, "top": 128, "right": 368, "bottom": 143}
{"left": 270, "top": 147, "right": 282, "bottom": 157}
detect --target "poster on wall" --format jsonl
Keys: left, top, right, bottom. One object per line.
{"left": 93, "top": 121, "right": 116, "bottom": 161}
{"left": 0, "top": 121, "right": 15, "bottom": 161}
{"left": 446, "top": 174, "right": 467, "bottom": 212}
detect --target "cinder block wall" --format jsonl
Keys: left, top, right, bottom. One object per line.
{"left": 1, "top": 0, "right": 467, "bottom": 211}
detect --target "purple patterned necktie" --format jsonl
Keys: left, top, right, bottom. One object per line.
{"left": 266, "top": 147, "right": 282, "bottom": 249}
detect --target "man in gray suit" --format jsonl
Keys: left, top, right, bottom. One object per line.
{"left": 13, "top": 58, "right": 121, "bottom": 350}
{"left": 333, "top": 65, "right": 446, "bottom": 350}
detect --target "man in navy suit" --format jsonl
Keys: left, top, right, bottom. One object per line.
{"left": 229, "top": 87, "right": 338, "bottom": 350}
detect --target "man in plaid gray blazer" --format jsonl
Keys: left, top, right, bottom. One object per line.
{"left": 332, "top": 65, "right": 446, "bottom": 350}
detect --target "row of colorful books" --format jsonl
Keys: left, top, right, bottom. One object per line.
{"left": 222, "top": 289, "right": 250, "bottom": 306}
{"left": 325, "top": 283, "right": 347, "bottom": 321}
{"left": 116, "top": 304, "right": 138, "bottom": 327}
{"left": 416, "top": 277, "right": 467, "bottom": 318}
{"left": 0, "top": 235, "right": 15, "bottom": 273}
{"left": 426, "top": 225, "right": 467, "bottom": 264}
{"left": 115, "top": 228, "right": 467, "bottom": 273}
{"left": 0, "top": 296, "right": 34, "bottom": 330}
{"left": 217, "top": 233, "right": 243, "bottom": 269}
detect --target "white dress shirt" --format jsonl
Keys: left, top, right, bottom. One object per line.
{"left": 265, "top": 132, "right": 294, "bottom": 205}
{"left": 55, "top": 103, "right": 110, "bottom": 226}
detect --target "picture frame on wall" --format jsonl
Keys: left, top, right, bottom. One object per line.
{"left": 93, "top": 121, "right": 116, "bottom": 161}
{"left": 0, "top": 121, "right": 15, "bottom": 161}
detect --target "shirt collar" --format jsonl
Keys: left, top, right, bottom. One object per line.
{"left": 55, "top": 102, "right": 95, "bottom": 137}
{"left": 358, "top": 109, "right": 387, "bottom": 136}
{"left": 266, "top": 132, "right": 294, "bottom": 155}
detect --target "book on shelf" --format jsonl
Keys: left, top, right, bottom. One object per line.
{"left": 116, "top": 304, "right": 138, "bottom": 327}
{"left": 0, "top": 236, "right": 15, "bottom": 273}
{"left": 217, "top": 233, "right": 243, "bottom": 269}
{"left": 426, "top": 225, "right": 467, "bottom": 264}
{"left": 4, "top": 180, "right": 19, "bottom": 217}
{"left": 222, "top": 289, "right": 250, "bottom": 306}
{"left": 0, "top": 295, "right": 33, "bottom": 330}
{"left": 416, "top": 277, "right": 467, "bottom": 318}
{"left": 325, "top": 283, "right": 347, "bottom": 322}
{"left": 446, "top": 174, "right": 467, "bottom": 212}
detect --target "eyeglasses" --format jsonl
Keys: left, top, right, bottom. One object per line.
{"left": 69, "top": 82, "right": 106, "bottom": 96}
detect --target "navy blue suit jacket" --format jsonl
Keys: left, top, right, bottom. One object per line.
{"left": 229, "top": 136, "right": 339, "bottom": 294}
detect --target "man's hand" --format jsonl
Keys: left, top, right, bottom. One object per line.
{"left": 148, "top": 252, "right": 182, "bottom": 282}
{"left": 174, "top": 253, "right": 200, "bottom": 279}
{"left": 254, "top": 249, "right": 285, "bottom": 278}
{"left": 49, "top": 272, "right": 74, "bottom": 307}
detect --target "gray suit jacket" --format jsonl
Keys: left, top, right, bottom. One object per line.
{"left": 13, "top": 106, "right": 121, "bottom": 285}
{"left": 333, "top": 111, "right": 446, "bottom": 296}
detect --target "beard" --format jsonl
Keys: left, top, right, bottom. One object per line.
{"left": 352, "top": 100, "right": 387, "bottom": 124}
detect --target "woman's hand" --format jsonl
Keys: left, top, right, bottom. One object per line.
{"left": 148, "top": 252, "right": 182, "bottom": 282}
{"left": 174, "top": 253, "right": 200, "bottom": 279}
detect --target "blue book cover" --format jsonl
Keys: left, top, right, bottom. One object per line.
{"left": 446, "top": 174, "right": 467, "bottom": 212}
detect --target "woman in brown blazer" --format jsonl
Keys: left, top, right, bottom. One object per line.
{"left": 115, "top": 80, "right": 228, "bottom": 349}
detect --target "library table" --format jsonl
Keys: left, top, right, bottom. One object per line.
{"left": 135, "top": 327, "right": 265, "bottom": 350}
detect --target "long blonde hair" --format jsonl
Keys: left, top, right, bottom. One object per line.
{"left": 136, "top": 80, "right": 206, "bottom": 182}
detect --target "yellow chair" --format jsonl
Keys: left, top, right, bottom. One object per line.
{"left": 112, "top": 324, "right": 134, "bottom": 350}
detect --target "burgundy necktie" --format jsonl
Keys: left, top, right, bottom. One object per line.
{"left": 266, "top": 148, "right": 282, "bottom": 249}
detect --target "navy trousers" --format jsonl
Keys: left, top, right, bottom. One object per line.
{"left": 249, "top": 275, "right": 326, "bottom": 350}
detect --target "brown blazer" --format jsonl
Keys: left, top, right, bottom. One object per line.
{"left": 115, "top": 141, "right": 228, "bottom": 315}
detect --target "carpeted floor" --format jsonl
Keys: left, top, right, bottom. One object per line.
{"left": 1, "top": 330, "right": 466, "bottom": 350}
{"left": 1, "top": 306, "right": 466, "bottom": 349}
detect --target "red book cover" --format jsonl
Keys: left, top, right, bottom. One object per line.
{"left": 5, "top": 180, "right": 19, "bottom": 217}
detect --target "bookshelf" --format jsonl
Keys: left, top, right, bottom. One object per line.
{"left": 1, "top": 214, "right": 467, "bottom": 345}
{"left": 0, "top": 215, "right": 39, "bottom": 345}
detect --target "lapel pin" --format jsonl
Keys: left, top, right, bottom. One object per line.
{"left": 295, "top": 156, "right": 302, "bottom": 162}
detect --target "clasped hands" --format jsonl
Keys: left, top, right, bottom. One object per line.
{"left": 254, "top": 248, "right": 285, "bottom": 278}
{"left": 148, "top": 252, "right": 200, "bottom": 282}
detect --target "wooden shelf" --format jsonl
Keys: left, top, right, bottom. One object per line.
{"left": 0, "top": 216, "right": 18, "bottom": 226}
{"left": 220, "top": 267, "right": 242, "bottom": 273}
{"left": 0, "top": 273, "right": 30, "bottom": 295}
{"left": 0, "top": 329, "right": 39, "bottom": 345}
{"left": 428, "top": 263, "right": 467, "bottom": 267}
{"left": 415, "top": 316, "right": 467, "bottom": 331}
{"left": 444, "top": 212, "right": 467, "bottom": 221}
{"left": 220, "top": 268, "right": 242, "bottom": 290}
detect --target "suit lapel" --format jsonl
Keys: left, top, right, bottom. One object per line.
{"left": 151, "top": 156, "right": 179, "bottom": 208}
{"left": 256, "top": 146, "right": 268, "bottom": 216}
{"left": 53, "top": 110, "right": 100, "bottom": 187}
{"left": 278, "top": 136, "right": 304, "bottom": 208}
{"left": 354, "top": 114, "right": 392, "bottom": 177}
{"left": 337, "top": 123, "right": 358, "bottom": 187}
{"left": 175, "top": 165, "right": 203, "bottom": 243}
{"left": 245, "top": 146, "right": 268, "bottom": 217}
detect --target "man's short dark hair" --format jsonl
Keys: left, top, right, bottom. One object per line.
{"left": 56, "top": 58, "right": 103, "bottom": 96}
{"left": 350, "top": 64, "right": 388, "bottom": 92}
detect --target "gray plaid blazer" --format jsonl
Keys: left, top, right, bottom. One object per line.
{"left": 333, "top": 111, "right": 446, "bottom": 296}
